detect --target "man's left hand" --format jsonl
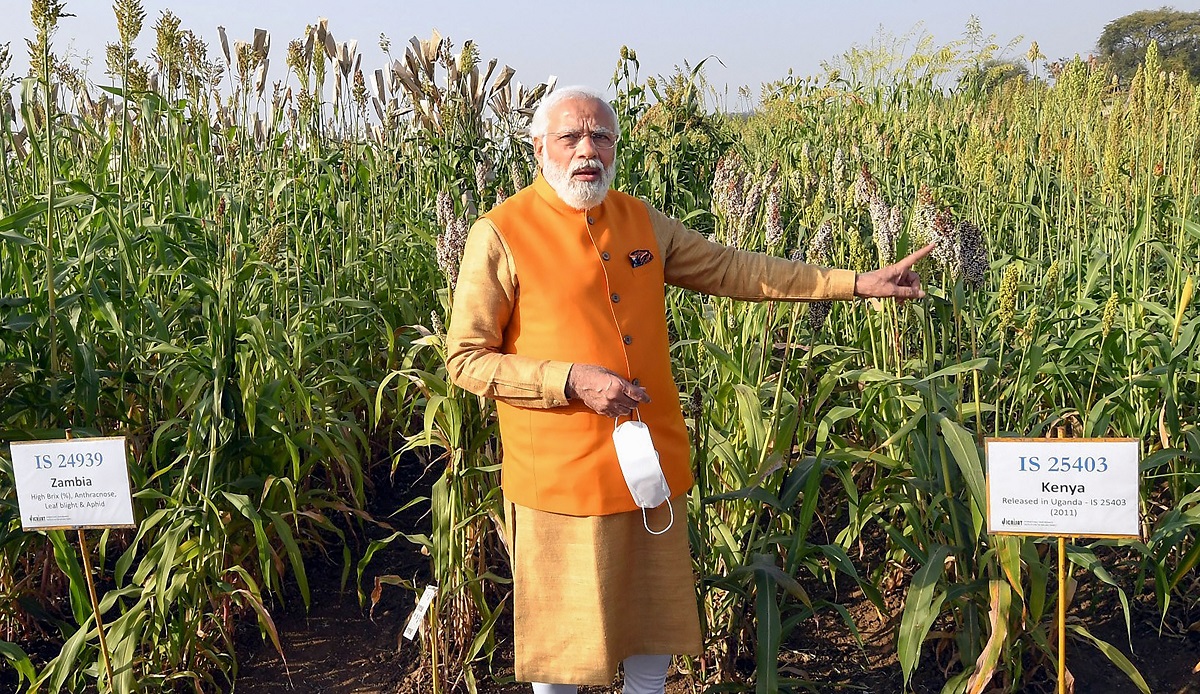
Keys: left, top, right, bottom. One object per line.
{"left": 853, "top": 243, "right": 935, "bottom": 302}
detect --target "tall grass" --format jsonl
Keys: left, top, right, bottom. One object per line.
{"left": 0, "top": 3, "right": 1197, "bottom": 693}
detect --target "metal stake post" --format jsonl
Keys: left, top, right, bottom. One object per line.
{"left": 77, "top": 528, "right": 116, "bottom": 691}
{"left": 65, "top": 429, "right": 116, "bottom": 692}
{"left": 1057, "top": 535, "right": 1067, "bottom": 694}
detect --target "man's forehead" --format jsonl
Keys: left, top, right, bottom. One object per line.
{"left": 547, "top": 97, "right": 615, "bottom": 129}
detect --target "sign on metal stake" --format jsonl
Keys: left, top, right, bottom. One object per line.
{"left": 986, "top": 437, "right": 1140, "bottom": 694}
{"left": 10, "top": 432, "right": 136, "bottom": 693}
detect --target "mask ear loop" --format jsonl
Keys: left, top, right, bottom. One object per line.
{"left": 642, "top": 501, "right": 673, "bottom": 535}
{"left": 613, "top": 408, "right": 643, "bottom": 428}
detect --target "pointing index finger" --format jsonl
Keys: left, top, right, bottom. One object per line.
{"left": 897, "top": 242, "right": 936, "bottom": 269}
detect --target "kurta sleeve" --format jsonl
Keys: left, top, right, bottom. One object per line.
{"left": 645, "top": 203, "right": 857, "bottom": 301}
{"left": 445, "top": 218, "right": 572, "bottom": 408}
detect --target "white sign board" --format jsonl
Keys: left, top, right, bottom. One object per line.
{"left": 986, "top": 438, "right": 1139, "bottom": 538}
{"left": 10, "top": 437, "right": 135, "bottom": 530}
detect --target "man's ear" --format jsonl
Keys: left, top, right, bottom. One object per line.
{"left": 532, "top": 137, "right": 544, "bottom": 163}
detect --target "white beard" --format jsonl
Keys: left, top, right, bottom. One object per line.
{"left": 540, "top": 155, "right": 615, "bottom": 210}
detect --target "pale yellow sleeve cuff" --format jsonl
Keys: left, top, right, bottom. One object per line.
{"left": 543, "top": 360, "right": 573, "bottom": 407}
{"left": 828, "top": 268, "right": 858, "bottom": 300}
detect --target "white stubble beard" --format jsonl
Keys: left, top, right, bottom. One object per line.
{"left": 540, "top": 154, "right": 616, "bottom": 210}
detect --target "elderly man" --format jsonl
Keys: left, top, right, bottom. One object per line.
{"left": 446, "top": 85, "right": 931, "bottom": 694}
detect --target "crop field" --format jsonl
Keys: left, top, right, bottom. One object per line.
{"left": 1, "top": 2, "right": 1198, "bottom": 693}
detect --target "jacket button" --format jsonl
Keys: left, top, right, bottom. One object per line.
{"left": 611, "top": 293, "right": 620, "bottom": 303}
{"left": 587, "top": 216, "right": 595, "bottom": 224}
{"left": 623, "top": 335, "right": 633, "bottom": 345}
{"left": 631, "top": 377, "right": 640, "bottom": 385}
{"left": 601, "top": 251, "right": 611, "bottom": 261}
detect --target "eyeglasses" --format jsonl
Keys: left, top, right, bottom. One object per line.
{"left": 548, "top": 130, "right": 619, "bottom": 151}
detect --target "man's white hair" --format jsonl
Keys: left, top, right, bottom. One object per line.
{"left": 528, "top": 86, "right": 621, "bottom": 140}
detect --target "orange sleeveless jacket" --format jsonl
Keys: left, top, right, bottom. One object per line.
{"left": 483, "top": 176, "right": 692, "bottom": 516}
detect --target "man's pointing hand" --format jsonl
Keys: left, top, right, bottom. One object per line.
{"left": 853, "top": 242, "right": 936, "bottom": 302}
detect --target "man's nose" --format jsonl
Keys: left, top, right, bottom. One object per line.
{"left": 575, "top": 134, "right": 599, "bottom": 158}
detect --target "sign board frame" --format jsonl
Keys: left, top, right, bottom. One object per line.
{"left": 985, "top": 437, "right": 1140, "bottom": 540}
{"left": 10, "top": 436, "right": 136, "bottom": 531}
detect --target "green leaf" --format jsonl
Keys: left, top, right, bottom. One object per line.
{"left": 937, "top": 415, "right": 986, "bottom": 514}
{"left": 264, "top": 509, "right": 311, "bottom": 609}
{"left": 733, "top": 383, "right": 768, "bottom": 454}
{"left": 994, "top": 535, "right": 1025, "bottom": 601}
{"left": 47, "top": 531, "right": 91, "bottom": 626}
{"left": 1065, "top": 624, "right": 1150, "bottom": 694}
{"left": 754, "top": 562, "right": 782, "bottom": 694}
{"left": 915, "top": 357, "right": 995, "bottom": 384}
{"left": 0, "top": 229, "right": 38, "bottom": 246}
{"left": 820, "top": 543, "right": 884, "bottom": 609}
{"left": 1, "top": 313, "right": 35, "bottom": 332}
{"left": 1084, "top": 393, "right": 1116, "bottom": 437}
{"left": 38, "top": 613, "right": 94, "bottom": 694}
{"left": 816, "top": 405, "right": 858, "bottom": 448}
{"left": 897, "top": 543, "right": 951, "bottom": 684}
{"left": 0, "top": 640, "right": 36, "bottom": 684}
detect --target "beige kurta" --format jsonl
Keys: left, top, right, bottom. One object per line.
{"left": 506, "top": 496, "right": 701, "bottom": 685}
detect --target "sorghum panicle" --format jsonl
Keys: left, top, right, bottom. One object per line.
{"left": 1023, "top": 305, "right": 1039, "bottom": 342}
{"left": 807, "top": 300, "right": 832, "bottom": 332}
{"left": 475, "top": 158, "right": 491, "bottom": 196}
{"left": 458, "top": 40, "right": 479, "bottom": 73}
{"left": 998, "top": 264, "right": 1020, "bottom": 332}
{"left": 711, "top": 150, "right": 745, "bottom": 217}
{"left": 257, "top": 224, "right": 287, "bottom": 265}
{"left": 104, "top": 43, "right": 126, "bottom": 78}
{"left": 436, "top": 216, "right": 469, "bottom": 288}
{"left": 1041, "top": 259, "right": 1062, "bottom": 301}
{"left": 869, "top": 197, "right": 896, "bottom": 264}
{"left": 803, "top": 221, "right": 835, "bottom": 333}
{"left": 352, "top": 69, "right": 368, "bottom": 111}
{"left": 285, "top": 39, "right": 305, "bottom": 73}
{"left": 688, "top": 386, "right": 703, "bottom": 423}
{"left": 955, "top": 220, "right": 989, "bottom": 289}
{"left": 436, "top": 189, "right": 453, "bottom": 229}
{"left": 1101, "top": 292, "right": 1119, "bottom": 337}
{"left": 724, "top": 173, "right": 747, "bottom": 223}
{"left": 764, "top": 160, "right": 781, "bottom": 190}
{"left": 740, "top": 179, "right": 765, "bottom": 233}
{"left": 509, "top": 159, "right": 525, "bottom": 193}
{"left": 807, "top": 221, "right": 833, "bottom": 265}
{"left": 848, "top": 228, "right": 871, "bottom": 274}
{"left": 914, "top": 185, "right": 955, "bottom": 271}
{"left": 852, "top": 164, "right": 877, "bottom": 207}
{"left": 114, "top": 0, "right": 146, "bottom": 49}
{"left": 764, "top": 181, "right": 785, "bottom": 247}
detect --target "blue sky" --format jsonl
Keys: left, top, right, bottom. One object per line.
{"left": 2, "top": 0, "right": 1168, "bottom": 104}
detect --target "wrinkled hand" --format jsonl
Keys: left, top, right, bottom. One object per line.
{"left": 854, "top": 243, "right": 935, "bottom": 303}
{"left": 566, "top": 364, "right": 651, "bottom": 418}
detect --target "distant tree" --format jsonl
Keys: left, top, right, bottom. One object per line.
{"left": 958, "top": 58, "right": 1031, "bottom": 94}
{"left": 1098, "top": 6, "right": 1200, "bottom": 83}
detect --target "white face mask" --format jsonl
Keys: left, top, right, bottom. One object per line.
{"left": 612, "top": 418, "right": 673, "bottom": 534}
